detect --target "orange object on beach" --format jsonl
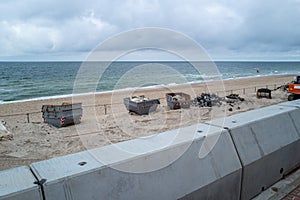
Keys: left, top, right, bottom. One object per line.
{"left": 288, "top": 75, "right": 300, "bottom": 101}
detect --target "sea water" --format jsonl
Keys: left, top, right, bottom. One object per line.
{"left": 0, "top": 61, "right": 299, "bottom": 103}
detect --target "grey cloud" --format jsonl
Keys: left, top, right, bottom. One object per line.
{"left": 0, "top": 0, "right": 300, "bottom": 60}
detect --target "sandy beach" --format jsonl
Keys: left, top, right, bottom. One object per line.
{"left": 0, "top": 75, "right": 294, "bottom": 170}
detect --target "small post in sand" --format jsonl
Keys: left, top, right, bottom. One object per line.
{"left": 104, "top": 104, "right": 107, "bottom": 115}
{"left": 26, "top": 113, "right": 30, "bottom": 123}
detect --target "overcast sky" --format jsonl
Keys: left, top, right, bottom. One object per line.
{"left": 1, "top": 0, "right": 300, "bottom": 61}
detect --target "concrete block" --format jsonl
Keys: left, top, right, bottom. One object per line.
{"left": 279, "top": 100, "right": 300, "bottom": 138}
{"left": 30, "top": 151, "right": 101, "bottom": 200}
{"left": 31, "top": 123, "right": 242, "bottom": 200}
{"left": 287, "top": 108, "right": 300, "bottom": 136}
{"left": 208, "top": 104, "right": 300, "bottom": 200}
{"left": 280, "top": 99, "right": 300, "bottom": 108}
{"left": 0, "top": 166, "right": 42, "bottom": 200}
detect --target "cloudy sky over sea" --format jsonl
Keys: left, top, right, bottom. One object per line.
{"left": 0, "top": 0, "right": 300, "bottom": 61}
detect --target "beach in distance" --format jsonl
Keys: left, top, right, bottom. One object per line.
{"left": 0, "top": 74, "right": 295, "bottom": 170}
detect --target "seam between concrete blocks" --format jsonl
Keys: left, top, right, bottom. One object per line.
{"left": 30, "top": 167, "right": 46, "bottom": 200}
{"left": 224, "top": 127, "right": 244, "bottom": 200}
{"left": 203, "top": 121, "right": 245, "bottom": 200}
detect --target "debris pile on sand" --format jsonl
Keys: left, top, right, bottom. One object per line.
{"left": 191, "top": 92, "right": 248, "bottom": 113}
{"left": 224, "top": 94, "right": 245, "bottom": 112}
{"left": 225, "top": 94, "right": 245, "bottom": 103}
{"left": 192, "top": 93, "right": 223, "bottom": 107}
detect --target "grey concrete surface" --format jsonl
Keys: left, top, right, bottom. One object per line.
{"left": 30, "top": 124, "right": 242, "bottom": 200}
{"left": 0, "top": 166, "right": 42, "bottom": 200}
{"left": 208, "top": 102, "right": 300, "bottom": 200}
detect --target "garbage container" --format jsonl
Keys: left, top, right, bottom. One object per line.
{"left": 41, "top": 103, "right": 83, "bottom": 128}
{"left": 123, "top": 95, "right": 160, "bottom": 115}
{"left": 166, "top": 92, "right": 191, "bottom": 109}
{"left": 257, "top": 88, "right": 272, "bottom": 99}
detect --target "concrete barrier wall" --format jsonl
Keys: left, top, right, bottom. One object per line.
{"left": 280, "top": 99, "right": 300, "bottom": 108}
{"left": 0, "top": 166, "right": 42, "bottom": 200}
{"left": 208, "top": 101, "right": 300, "bottom": 200}
{"left": 30, "top": 124, "right": 242, "bottom": 200}
{"left": 1, "top": 100, "right": 300, "bottom": 200}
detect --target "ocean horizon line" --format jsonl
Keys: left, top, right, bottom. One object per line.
{"left": 1, "top": 60, "right": 300, "bottom": 63}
